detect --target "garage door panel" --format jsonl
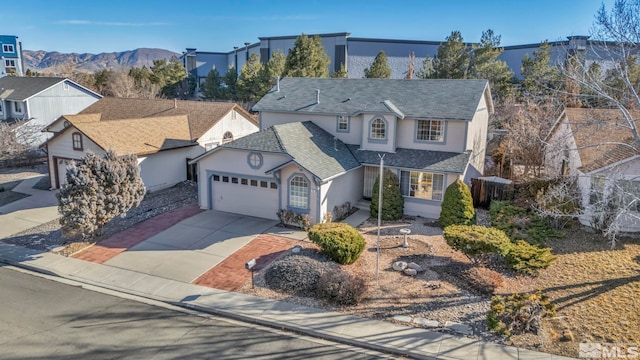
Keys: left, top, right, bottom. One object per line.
{"left": 212, "top": 176, "right": 278, "bottom": 220}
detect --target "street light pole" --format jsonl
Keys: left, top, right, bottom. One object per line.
{"left": 376, "top": 154, "right": 385, "bottom": 286}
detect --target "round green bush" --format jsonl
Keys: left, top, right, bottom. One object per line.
{"left": 505, "top": 240, "right": 556, "bottom": 275}
{"left": 308, "top": 222, "right": 366, "bottom": 265}
{"left": 439, "top": 179, "right": 475, "bottom": 228}
{"left": 443, "top": 225, "right": 512, "bottom": 258}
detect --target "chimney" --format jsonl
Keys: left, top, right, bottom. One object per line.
{"left": 316, "top": 89, "right": 320, "bottom": 104}
{"left": 276, "top": 76, "right": 280, "bottom": 92}
{"left": 174, "top": 98, "right": 177, "bottom": 109}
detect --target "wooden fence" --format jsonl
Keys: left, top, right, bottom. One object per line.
{"left": 471, "top": 178, "right": 514, "bottom": 209}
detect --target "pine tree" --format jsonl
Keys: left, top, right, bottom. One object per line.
{"left": 470, "top": 29, "right": 514, "bottom": 100}
{"left": 150, "top": 56, "right": 188, "bottom": 97}
{"left": 200, "top": 67, "right": 223, "bottom": 100}
{"left": 370, "top": 169, "right": 404, "bottom": 221}
{"left": 238, "top": 52, "right": 270, "bottom": 103}
{"left": 433, "top": 31, "right": 470, "bottom": 79}
{"left": 439, "top": 179, "right": 475, "bottom": 228}
{"left": 57, "top": 150, "right": 146, "bottom": 239}
{"left": 416, "top": 56, "right": 436, "bottom": 79}
{"left": 521, "top": 41, "right": 560, "bottom": 95}
{"left": 220, "top": 66, "right": 239, "bottom": 101}
{"left": 364, "top": 51, "right": 392, "bottom": 78}
{"left": 283, "top": 34, "right": 331, "bottom": 78}
{"left": 266, "top": 50, "right": 286, "bottom": 80}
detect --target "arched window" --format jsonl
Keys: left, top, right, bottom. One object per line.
{"left": 222, "top": 131, "right": 234, "bottom": 143}
{"left": 370, "top": 118, "right": 386, "bottom": 139}
{"left": 289, "top": 175, "right": 309, "bottom": 210}
{"left": 72, "top": 132, "right": 83, "bottom": 150}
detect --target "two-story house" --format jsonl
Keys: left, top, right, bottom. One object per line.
{"left": 191, "top": 78, "right": 492, "bottom": 222}
{"left": 0, "top": 35, "right": 23, "bottom": 77}
{"left": 0, "top": 76, "right": 101, "bottom": 146}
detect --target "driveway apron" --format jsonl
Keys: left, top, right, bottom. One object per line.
{"left": 102, "top": 211, "right": 278, "bottom": 283}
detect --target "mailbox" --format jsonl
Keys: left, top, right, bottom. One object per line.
{"left": 245, "top": 258, "right": 256, "bottom": 270}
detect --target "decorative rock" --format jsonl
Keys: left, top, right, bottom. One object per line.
{"left": 414, "top": 318, "right": 439, "bottom": 328}
{"left": 291, "top": 245, "right": 302, "bottom": 253}
{"left": 407, "top": 262, "right": 423, "bottom": 272}
{"left": 393, "top": 315, "right": 413, "bottom": 323}
{"left": 392, "top": 261, "right": 407, "bottom": 271}
{"left": 444, "top": 321, "right": 473, "bottom": 335}
{"left": 403, "top": 268, "right": 417, "bottom": 276}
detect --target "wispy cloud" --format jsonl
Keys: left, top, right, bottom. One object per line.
{"left": 55, "top": 20, "right": 169, "bottom": 27}
{"left": 203, "top": 14, "right": 320, "bottom": 21}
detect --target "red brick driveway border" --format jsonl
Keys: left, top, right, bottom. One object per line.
{"left": 192, "top": 234, "right": 300, "bottom": 291}
{"left": 72, "top": 205, "right": 203, "bottom": 263}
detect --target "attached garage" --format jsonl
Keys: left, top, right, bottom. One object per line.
{"left": 209, "top": 173, "right": 279, "bottom": 220}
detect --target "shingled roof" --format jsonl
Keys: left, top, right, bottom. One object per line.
{"left": 563, "top": 108, "right": 640, "bottom": 173}
{"left": 79, "top": 97, "right": 258, "bottom": 140}
{"left": 0, "top": 77, "right": 92, "bottom": 101}
{"left": 253, "top": 78, "right": 491, "bottom": 121}
{"left": 348, "top": 145, "right": 471, "bottom": 174}
{"left": 62, "top": 114, "right": 195, "bottom": 156}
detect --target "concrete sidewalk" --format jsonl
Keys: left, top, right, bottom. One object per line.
{"left": 0, "top": 175, "right": 59, "bottom": 240}
{"left": 0, "top": 242, "right": 574, "bottom": 360}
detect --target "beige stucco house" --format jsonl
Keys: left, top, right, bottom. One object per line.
{"left": 44, "top": 97, "right": 258, "bottom": 192}
{"left": 545, "top": 107, "right": 640, "bottom": 232}
{"left": 191, "top": 78, "right": 493, "bottom": 222}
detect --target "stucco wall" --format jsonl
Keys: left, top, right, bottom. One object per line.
{"left": 396, "top": 118, "right": 467, "bottom": 152}
{"left": 360, "top": 114, "right": 396, "bottom": 152}
{"left": 259, "top": 111, "right": 363, "bottom": 145}
{"left": 402, "top": 172, "right": 459, "bottom": 219}
{"left": 197, "top": 110, "right": 259, "bottom": 149}
{"left": 321, "top": 167, "right": 364, "bottom": 221}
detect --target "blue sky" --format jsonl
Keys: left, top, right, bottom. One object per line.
{"left": 3, "top": 0, "right": 615, "bottom": 54}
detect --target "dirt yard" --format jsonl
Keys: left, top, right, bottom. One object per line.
{"left": 239, "top": 216, "right": 640, "bottom": 358}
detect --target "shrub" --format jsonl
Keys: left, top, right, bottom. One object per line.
{"left": 264, "top": 254, "right": 336, "bottom": 296}
{"left": 316, "top": 269, "right": 368, "bottom": 305}
{"left": 461, "top": 266, "right": 504, "bottom": 295}
{"left": 487, "top": 291, "right": 556, "bottom": 336}
{"left": 439, "top": 179, "right": 475, "bottom": 228}
{"left": 505, "top": 240, "right": 555, "bottom": 275}
{"left": 443, "top": 225, "right": 512, "bottom": 261}
{"left": 276, "top": 209, "right": 312, "bottom": 231}
{"left": 308, "top": 222, "right": 366, "bottom": 265}
{"left": 370, "top": 169, "right": 404, "bottom": 221}
{"left": 490, "top": 200, "right": 563, "bottom": 246}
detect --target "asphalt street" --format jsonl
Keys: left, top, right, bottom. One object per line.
{"left": 0, "top": 267, "right": 391, "bottom": 359}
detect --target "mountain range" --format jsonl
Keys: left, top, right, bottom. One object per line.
{"left": 22, "top": 48, "right": 181, "bottom": 74}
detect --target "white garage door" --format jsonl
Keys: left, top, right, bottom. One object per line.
{"left": 56, "top": 158, "right": 77, "bottom": 189}
{"left": 211, "top": 174, "right": 279, "bottom": 220}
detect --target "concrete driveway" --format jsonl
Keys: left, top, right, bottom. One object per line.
{"left": 102, "top": 210, "right": 279, "bottom": 283}
{"left": 0, "top": 176, "right": 59, "bottom": 240}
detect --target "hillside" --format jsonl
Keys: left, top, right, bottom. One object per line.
{"left": 22, "top": 48, "right": 181, "bottom": 74}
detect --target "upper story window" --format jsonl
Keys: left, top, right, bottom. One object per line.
{"left": 5, "top": 59, "right": 16, "bottom": 68}
{"left": 400, "top": 171, "right": 445, "bottom": 201}
{"left": 289, "top": 175, "right": 309, "bottom": 210}
{"left": 337, "top": 115, "right": 350, "bottom": 132}
{"left": 222, "top": 131, "right": 234, "bottom": 143}
{"left": 370, "top": 118, "right": 386, "bottom": 139}
{"left": 416, "top": 120, "right": 444, "bottom": 142}
{"left": 72, "top": 132, "right": 83, "bottom": 151}
{"left": 13, "top": 102, "right": 23, "bottom": 113}
{"left": 3, "top": 44, "right": 14, "bottom": 53}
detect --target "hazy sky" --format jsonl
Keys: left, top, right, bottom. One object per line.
{"left": 3, "top": 0, "right": 615, "bottom": 54}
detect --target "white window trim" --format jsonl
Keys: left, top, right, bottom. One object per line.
{"left": 3, "top": 44, "right": 14, "bottom": 53}
{"left": 5, "top": 59, "right": 16, "bottom": 67}
{"left": 416, "top": 120, "right": 445, "bottom": 142}
{"left": 400, "top": 170, "right": 445, "bottom": 201}
{"left": 370, "top": 118, "right": 386, "bottom": 139}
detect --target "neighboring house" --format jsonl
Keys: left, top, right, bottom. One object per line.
{"left": 0, "top": 35, "right": 24, "bottom": 77}
{"left": 44, "top": 97, "right": 259, "bottom": 192}
{"left": 545, "top": 107, "right": 640, "bottom": 232}
{"left": 191, "top": 78, "right": 492, "bottom": 222}
{"left": 0, "top": 76, "right": 101, "bottom": 146}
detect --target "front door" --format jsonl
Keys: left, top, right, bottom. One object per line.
{"left": 363, "top": 166, "right": 378, "bottom": 198}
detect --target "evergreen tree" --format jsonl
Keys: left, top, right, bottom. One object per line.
{"left": 364, "top": 51, "right": 392, "bottom": 78}
{"left": 283, "top": 34, "right": 331, "bottom": 78}
{"left": 521, "top": 41, "right": 560, "bottom": 95}
{"left": 439, "top": 179, "right": 475, "bottom": 228}
{"left": 150, "top": 56, "right": 188, "bottom": 98}
{"left": 201, "top": 67, "right": 223, "bottom": 100}
{"left": 331, "top": 63, "right": 348, "bottom": 78}
{"left": 433, "top": 31, "right": 470, "bottom": 79}
{"left": 370, "top": 169, "right": 404, "bottom": 221}
{"left": 266, "top": 50, "right": 286, "bottom": 80}
{"left": 470, "top": 29, "right": 514, "bottom": 100}
{"left": 57, "top": 150, "right": 146, "bottom": 239}
{"left": 416, "top": 56, "right": 436, "bottom": 79}
{"left": 238, "top": 52, "right": 270, "bottom": 103}
{"left": 220, "top": 66, "right": 239, "bottom": 101}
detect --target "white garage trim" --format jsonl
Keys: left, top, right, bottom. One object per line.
{"left": 205, "top": 170, "right": 281, "bottom": 220}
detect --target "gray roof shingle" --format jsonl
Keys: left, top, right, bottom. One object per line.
{"left": 0, "top": 77, "right": 67, "bottom": 101}
{"left": 253, "top": 78, "right": 489, "bottom": 121}
{"left": 348, "top": 145, "right": 470, "bottom": 174}
{"left": 221, "top": 121, "right": 360, "bottom": 180}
